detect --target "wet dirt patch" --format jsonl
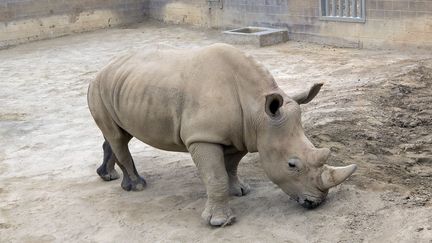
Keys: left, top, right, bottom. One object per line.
{"left": 309, "top": 64, "right": 432, "bottom": 204}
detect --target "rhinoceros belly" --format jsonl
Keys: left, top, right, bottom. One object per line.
{"left": 113, "top": 81, "right": 187, "bottom": 152}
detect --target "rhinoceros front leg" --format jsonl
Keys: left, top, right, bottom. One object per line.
{"left": 224, "top": 150, "right": 250, "bottom": 197}
{"left": 189, "top": 143, "right": 235, "bottom": 226}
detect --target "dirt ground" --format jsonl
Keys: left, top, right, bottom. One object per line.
{"left": 1, "top": 22, "right": 431, "bottom": 242}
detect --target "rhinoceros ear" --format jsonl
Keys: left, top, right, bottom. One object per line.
{"left": 291, "top": 83, "right": 323, "bottom": 105}
{"left": 265, "top": 93, "right": 284, "bottom": 117}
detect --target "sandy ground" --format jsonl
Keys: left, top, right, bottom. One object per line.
{"left": 1, "top": 22, "right": 431, "bottom": 242}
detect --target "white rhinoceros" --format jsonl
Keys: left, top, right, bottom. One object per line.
{"left": 87, "top": 43, "right": 357, "bottom": 226}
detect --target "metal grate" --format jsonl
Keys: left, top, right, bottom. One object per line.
{"left": 320, "top": 0, "right": 365, "bottom": 22}
{"left": 208, "top": 0, "right": 223, "bottom": 9}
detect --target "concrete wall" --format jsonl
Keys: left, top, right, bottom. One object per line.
{"left": 0, "top": 0, "right": 148, "bottom": 48}
{"left": 144, "top": 0, "right": 432, "bottom": 49}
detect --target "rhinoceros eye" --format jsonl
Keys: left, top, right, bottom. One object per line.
{"left": 287, "top": 157, "right": 301, "bottom": 169}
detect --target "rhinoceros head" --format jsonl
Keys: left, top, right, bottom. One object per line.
{"left": 256, "top": 83, "right": 357, "bottom": 209}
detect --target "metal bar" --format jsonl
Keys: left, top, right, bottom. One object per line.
{"left": 345, "top": 0, "right": 349, "bottom": 16}
{"left": 361, "top": 0, "right": 365, "bottom": 19}
{"left": 339, "top": 0, "right": 343, "bottom": 16}
{"left": 325, "top": 0, "right": 330, "bottom": 16}
{"left": 332, "top": 0, "right": 336, "bottom": 16}
{"left": 352, "top": 0, "right": 357, "bottom": 17}
{"left": 320, "top": 0, "right": 325, "bottom": 16}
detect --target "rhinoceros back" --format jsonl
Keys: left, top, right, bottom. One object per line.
{"left": 88, "top": 44, "right": 250, "bottom": 152}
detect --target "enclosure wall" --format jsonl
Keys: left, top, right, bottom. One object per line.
{"left": 144, "top": 0, "right": 432, "bottom": 49}
{"left": 0, "top": 0, "right": 148, "bottom": 48}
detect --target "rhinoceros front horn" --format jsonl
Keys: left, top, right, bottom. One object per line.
{"left": 321, "top": 164, "right": 357, "bottom": 189}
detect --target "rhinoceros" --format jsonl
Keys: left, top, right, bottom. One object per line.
{"left": 87, "top": 43, "right": 357, "bottom": 226}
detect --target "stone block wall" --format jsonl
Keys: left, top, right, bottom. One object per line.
{"left": 144, "top": 0, "right": 208, "bottom": 26}
{"left": 1, "top": 0, "right": 430, "bottom": 49}
{"left": 144, "top": 0, "right": 432, "bottom": 49}
{"left": 0, "top": 0, "right": 148, "bottom": 48}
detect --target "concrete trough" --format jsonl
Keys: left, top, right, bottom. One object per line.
{"left": 222, "top": 27, "right": 288, "bottom": 47}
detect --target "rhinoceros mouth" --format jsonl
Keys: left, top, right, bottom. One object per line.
{"left": 300, "top": 199, "right": 321, "bottom": 209}
{"left": 296, "top": 195, "right": 324, "bottom": 209}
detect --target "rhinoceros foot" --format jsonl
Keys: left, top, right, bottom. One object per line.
{"left": 121, "top": 175, "right": 147, "bottom": 191}
{"left": 97, "top": 166, "right": 120, "bottom": 181}
{"left": 202, "top": 202, "right": 236, "bottom": 227}
{"left": 229, "top": 176, "right": 250, "bottom": 197}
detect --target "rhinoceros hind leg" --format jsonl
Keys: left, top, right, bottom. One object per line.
{"left": 104, "top": 131, "right": 146, "bottom": 191}
{"left": 224, "top": 151, "right": 250, "bottom": 197}
{"left": 89, "top": 89, "right": 145, "bottom": 191}
{"left": 189, "top": 143, "right": 235, "bottom": 226}
{"left": 96, "top": 140, "right": 120, "bottom": 181}
{"left": 120, "top": 174, "right": 146, "bottom": 191}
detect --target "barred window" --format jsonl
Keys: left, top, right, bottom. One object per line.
{"left": 320, "top": 0, "right": 366, "bottom": 22}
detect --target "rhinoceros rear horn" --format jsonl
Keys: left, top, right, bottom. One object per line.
{"left": 291, "top": 83, "right": 323, "bottom": 105}
{"left": 265, "top": 93, "right": 283, "bottom": 117}
{"left": 314, "top": 148, "right": 330, "bottom": 166}
{"left": 321, "top": 164, "right": 357, "bottom": 189}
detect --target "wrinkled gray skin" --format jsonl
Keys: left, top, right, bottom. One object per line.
{"left": 88, "top": 43, "right": 357, "bottom": 226}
